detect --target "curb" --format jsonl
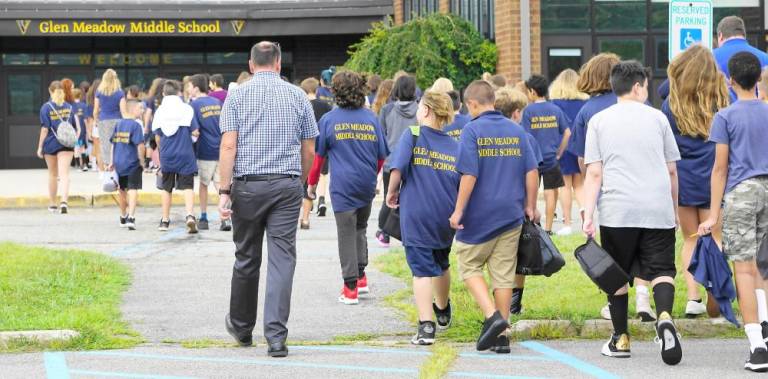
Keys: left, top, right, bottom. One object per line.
{"left": 510, "top": 318, "right": 738, "bottom": 339}
{"left": 0, "top": 193, "right": 221, "bottom": 209}
{"left": 0, "top": 330, "right": 80, "bottom": 344}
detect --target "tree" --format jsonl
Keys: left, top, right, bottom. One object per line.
{"left": 345, "top": 14, "right": 497, "bottom": 90}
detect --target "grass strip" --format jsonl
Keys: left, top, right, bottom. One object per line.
{"left": 419, "top": 343, "right": 458, "bottom": 379}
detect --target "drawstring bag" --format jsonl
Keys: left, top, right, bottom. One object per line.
{"left": 574, "top": 238, "right": 630, "bottom": 294}
{"left": 382, "top": 126, "right": 420, "bottom": 242}
{"left": 516, "top": 219, "right": 565, "bottom": 276}
{"left": 48, "top": 103, "right": 78, "bottom": 148}
{"left": 102, "top": 170, "right": 119, "bottom": 192}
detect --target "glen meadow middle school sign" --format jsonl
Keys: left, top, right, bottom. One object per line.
{"left": 9, "top": 19, "right": 247, "bottom": 36}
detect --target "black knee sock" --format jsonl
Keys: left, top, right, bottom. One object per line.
{"left": 608, "top": 294, "right": 629, "bottom": 335}
{"left": 653, "top": 282, "right": 675, "bottom": 316}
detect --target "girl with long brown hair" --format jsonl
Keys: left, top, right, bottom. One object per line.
{"left": 371, "top": 79, "right": 394, "bottom": 115}
{"left": 663, "top": 45, "right": 730, "bottom": 318}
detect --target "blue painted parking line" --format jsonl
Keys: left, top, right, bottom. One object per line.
{"left": 68, "top": 370, "right": 198, "bottom": 379}
{"left": 449, "top": 372, "right": 548, "bottom": 379}
{"left": 110, "top": 213, "right": 221, "bottom": 258}
{"left": 520, "top": 341, "right": 619, "bottom": 379}
{"left": 44, "top": 352, "right": 70, "bottom": 379}
{"left": 458, "top": 352, "right": 553, "bottom": 361}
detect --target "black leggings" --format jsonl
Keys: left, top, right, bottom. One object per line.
{"left": 377, "top": 170, "right": 391, "bottom": 231}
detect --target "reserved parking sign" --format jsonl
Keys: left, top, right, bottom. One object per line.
{"left": 668, "top": 0, "right": 712, "bottom": 59}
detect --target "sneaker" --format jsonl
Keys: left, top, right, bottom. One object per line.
{"left": 198, "top": 219, "right": 209, "bottom": 230}
{"left": 48, "top": 205, "right": 58, "bottom": 213}
{"left": 489, "top": 335, "right": 511, "bottom": 354}
{"left": 357, "top": 274, "right": 369, "bottom": 294}
{"left": 59, "top": 202, "right": 68, "bottom": 214}
{"left": 762, "top": 321, "right": 768, "bottom": 344}
{"left": 745, "top": 347, "right": 768, "bottom": 372}
{"left": 411, "top": 321, "right": 436, "bottom": 345}
{"left": 510, "top": 289, "right": 523, "bottom": 315}
{"left": 476, "top": 311, "right": 509, "bottom": 351}
{"left": 119, "top": 215, "right": 128, "bottom": 228}
{"left": 655, "top": 311, "right": 682, "bottom": 365}
{"left": 601, "top": 333, "right": 631, "bottom": 358}
{"left": 126, "top": 217, "right": 136, "bottom": 231}
{"left": 158, "top": 219, "right": 170, "bottom": 232}
{"left": 685, "top": 300, "right": 706, "bottom": 318}
{"left": 600, "top": 303, "right": 612, "bottom": 320}
{"left": 220, "top": 219, "right": 233, "bottom": 232}
{"left": 81, "top": 166, "right": 89, "bottom": 172}
{"left": 556, "top": 226, "right": 573, "bottom": 236}
{"left": 186, "top": 215, "right": 198, "bottom": 234}
{"left": 636, "top": 290, "right": 657, "bottom": 322}
{"left": 317, "top": 203, "right": 327, "bottom": 217}
{"left": 338, "top": 285, "right": 359, "bottom": 305}
{"left": 433, "top": 301, "right": 452, "bottom": 331}
{"left": 375, "top": 230, "right": 390, "bottom": 248}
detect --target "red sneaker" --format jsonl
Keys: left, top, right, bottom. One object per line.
{"left": 357, "top": 274, "right": 369, "bottom": 294}
{"left": 338, "top": 285, "right": 359, "bottom": 305}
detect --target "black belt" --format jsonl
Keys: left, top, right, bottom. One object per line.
{"left": 235, "top": 174, "right": 297, "bottom": 182}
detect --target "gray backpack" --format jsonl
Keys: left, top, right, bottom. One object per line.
{"left": 48, "top": 103, "right": 78, "bottom": 148}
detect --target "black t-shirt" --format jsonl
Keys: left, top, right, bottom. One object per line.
{"left": 311, "top": 99, "right": 332, "bottom": 122}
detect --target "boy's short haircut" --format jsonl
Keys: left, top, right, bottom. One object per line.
{"left": 447, "top": 90, "right": 461, "bottom": 112}
{"left": 300, "top": 77, "right": 320, "bottom": 95}
{"left": 489, "top": 74, "right": 507, "bottom": 89}
{"left": 494, "top": 87, "right": 529, "bottom": 118}
{"left": 163, "top": 80, "right": 181, "bottom": 96}
{"left": 524, "top": 75, "right": 549, "bottom": 97}
{"left": 728, "top": 51, "right": 762, "bottom": 90}
{"left": 189, "top": 74, "right": 209, "bottom": 93}
{"left": 609, "top": 60, "right": 649, "bottom": 97}
{"left": 717, "top": 16, "right": 746, "bottom": 39}
{"left": 464, "top": 80, "right": 495, "bottom": 105}
{"left": 209, "top": 74, "right": 225, "bottom": 89}
{"left": 126, "top": 98, "right": 143, "bottom": 111}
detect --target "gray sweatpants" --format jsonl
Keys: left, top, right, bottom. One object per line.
{"left": 334, "top": 204, "right": 372, "bottom": 282}
{"left": 97, "top": 119, "right": 119, "bottom": 166}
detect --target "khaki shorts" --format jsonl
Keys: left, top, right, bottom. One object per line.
{"left": 455, "top": 226, "right": 522, "bottom": 290}
{"left": 197, "top": 160, "right": 220, "bottom": 187}
{"left": 722, "top": 176, "right": 768, "bottom": 262}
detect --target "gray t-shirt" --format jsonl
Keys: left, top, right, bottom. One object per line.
{"left": 584, "top": 101, "right": 681, "bottom": 229}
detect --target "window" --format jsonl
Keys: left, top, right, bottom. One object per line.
{"left": 160, "top": 53, "right": 204, "bottom": 65}
{"left": 650, "top": 1, "right": 669, "bottom": 30}
{"left": 594, "top": 0, "right": 647, "bottom": 32}
{"left": 548, "top": 48, "right": 583, "bottom": 80}
{"left": 655, "top": 37, "right": 669, "bottom": 72}
{"left": 2, "top": 53, "right": 45, "bottom": 65}
{"left": 48, "top": 54, "right": 92, "bottom": 66}
{"left": 450, "top": 0, "right": 496, "bottom": 40}
{"left": 403, "top": 0, "right": 439, "bottom": 22}
{"left": 7, "top": 74, "right": 42, "bottom": 116}
{"left": 599, "top": 38, "right": 645, "bottom": 61}
{"left": 206, "top": 52, "right": 249, "bottom": 65}
{"left": 542, "top": 0, "right": 591, "bottom": 32}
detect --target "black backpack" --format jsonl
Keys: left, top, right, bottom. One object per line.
{"left": 574, "top": 238, "right": 630, "bottom": 294}
{"left": 516, "top": 220, "right": 565, "bottom": 277}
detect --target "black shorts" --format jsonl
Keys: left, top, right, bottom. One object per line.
{"left": 599, "top": 226, "right": 676, "bottom": 282}
{"left": 160, "top": 172, "right": 194, "bottom": 192}
{"left": 540, "top": 164, "right": 565, "bottom": 190}
{"left": 118, "top": 167, "right": 143, "bottom": 190}
{"left": 321, "top": 159, "right": 330, "bottom": 175}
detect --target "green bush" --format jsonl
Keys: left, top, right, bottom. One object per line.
{"left": 345, "top": 14, "right": 497, "bottom": 90}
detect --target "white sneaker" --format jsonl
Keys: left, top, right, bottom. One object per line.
{"left": 556, "top": 226, "right": 573, "bottom": 236}
{"left": 685, "top": 300, "right": 706, "bottom": 318}
{"left": 636, "top": 290, "right": 657, "bottom": 322}
{"left": 600, "top": 303, "right": 612, "bottom": 320}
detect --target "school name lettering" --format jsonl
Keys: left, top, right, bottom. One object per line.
{"left": 530, "top": 115, "right": 558, "bottom": 129}
{"left": 113, "top": 131, "right": 132, "bottom": 144}
{"left": 412, "top": 147, "right": 457, "bottom": 172}
{"left": 199, "top": 105, "right": 221, "bottom": 119}
{"left": 477, "top": 137, "right": 522, "bottom": 158}
{"left": 48, "top": 109, "right": 70, "bottom": 121}
{"left": 37, "top": 20, "right": 223, "bottom": 34}
{"left": 334, "top": 123, "right": 378, "bottom": 142}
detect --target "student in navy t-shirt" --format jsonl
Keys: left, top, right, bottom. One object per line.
{"left": 307, "top": 72, "right": 389, "bottom": 305}
{"left": 522, "top": 75, "right": 571, "bottom": 234}
{"left": 444, "top": 90, "right": 471, "bottom": 141}
{"left": 109, "top": 100, "right": 146, "bottom": 231}
{"left": 316, "top": 67, "right": 336, "bottom": 106}
{"left": 699, "top": 52, "right": 768, "bottom": 371}
{"left": 93, "top": 69, "right": 127, "bottom": 170}
{"left": 187, "top": 74, "right": 226, "bottom": 232}
{"left": 72, "top": 89, "right": 90, "bottom": 172}
{"left": 664, "top": 45, "right": 731, "bottom": 319}
{"left": 153, "top": 80, "right": 199, "bottom": 234}
{"left": 386, "top": 91, "right": 460, "bottom": 345}
{"left": 450, "top": 81, "right": 539, "bottom": 353}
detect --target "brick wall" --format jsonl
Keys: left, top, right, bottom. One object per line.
{"left": 394, "top": 0, "right": 404, "bottom": 25}
{"left": 293, "top": 35, "right": 363, "bottom": 81}
{"left": 494, "top": 0, "right": 541, "bottom": 83}
{"left": 439, "top": 0, "right": 450, "bottom": 13}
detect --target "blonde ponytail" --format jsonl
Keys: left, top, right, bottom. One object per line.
{"left": 421, "top": 90, "right": 455, "bottom": 129}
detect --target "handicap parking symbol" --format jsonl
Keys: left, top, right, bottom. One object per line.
{"left": 680, "top": 28, "right": 702, "bottom": 50}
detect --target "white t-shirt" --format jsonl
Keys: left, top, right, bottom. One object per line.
{"left": 584, "top": 101, "right": 681, "bottom": 229}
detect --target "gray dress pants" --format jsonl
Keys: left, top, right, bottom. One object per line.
{"left": 334, "top": 204, "right": 372, "bottom": 282}
{"left": 229, "top": 176, "right": 302, "bottom": 343}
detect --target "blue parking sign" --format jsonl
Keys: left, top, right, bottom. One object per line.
{"left": 680, "top": 28, "right": 702, "bottom": 50}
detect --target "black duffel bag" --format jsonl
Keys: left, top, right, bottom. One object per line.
{"left": 516, "top": 220, "right": 565, "bottom": 277}
{"left": 574, "top": 238, "right": 630, "bottom": 294}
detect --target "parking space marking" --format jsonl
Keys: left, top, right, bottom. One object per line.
{"left": 68, "top": 370, "right": 198, "bottom": 379}
{"left": 44, "top": 352, "right": 70, "bottom": 379}
{"left": 449, "top": 372, "right": 548, "bottom": 379}
{"left": 520, "top": 341, "right": 619, "bottom": 379}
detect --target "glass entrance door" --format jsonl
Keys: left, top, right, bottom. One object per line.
{"left": 2, "top": 69, "right": 46, "bottom": 168}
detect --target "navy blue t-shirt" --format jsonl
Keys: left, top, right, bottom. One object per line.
{"left": 661, "top": 100, "right": 714, "bottom": 208}
{"left": 96, "top": 89, "right": 125, "bottom": 120}
{"left": 155, "top": 125, "right": 198, "bottom": 176}
{"left": 391, "top": 126, "right": 460, "bottom": 248}
{"left": 316, "top": 107, "right": 389, "bottom": 213}
{"left": 456, "top": 111, "right": 538, "bottom": 244}
{"left": 71, "top": 101, "right": 88, "bottom": 141}
{"left": 316, "top": 86, "right": 334, "bottom": 106}
{"left": 568, "top": 92, "right": 617, "bottom": 157}
{"left": 191, "top": 96, "right": 222, "bottom": 161}
{"left": 444, "top": 113, "right": 471, "bottom": 141}
{"left": 111, "top": 119, "right": 144, "bottom": 176}
{"left": 39, "top": 101, "right": 74, "bottom": 155}
{"left": 521, "top": 101, "right": 569, "bottom": 169}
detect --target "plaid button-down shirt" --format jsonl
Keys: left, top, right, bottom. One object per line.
{"left": 220, "top": 71, "right": 319, "bottom": 177}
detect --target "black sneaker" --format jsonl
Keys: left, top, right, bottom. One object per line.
{"left": 510, "top": 288, "right": 524, "bottom": 315}
{"left": 198, "top": 219, "right": 209, "bottom": 230}
{"left": 48, "top": 205, "right": 58, "bottom": 213}
{"left": 158, "top": 219, "right": 170, "bottom": 232}
{"left": 489, "top": 335, "right": 511, "bottom": 354}
{"left": 746, "top": 347, "right": 768, "bottom": 372}
{"left": 220, "top": 219, "right": 232, "bottom": 231}
{"left": 60, "top": 202, "right": 68, "bottom": 214}
{"left": 317, "top": 203, "right": 327, "bottom": 217}
{"left": 655, "top": 312, "right": 682, "bottom": 365}
{"left": 433, "top": 301, "right": 452, "bottom": 331}
{"left": 476, "top": 311, "right": 509, "bottom": 351}
{"left": 126, "top": 217, "right": 136, "bottom": 231}
{"left": 186, "top": 215, "right": 198, "bottom": 234}
{"left": 119, "top": 215, "right": 128, "bottom": 228}
{"left": 761, "top": 321, "right": 768, "bottom": 344}
{"left": 411, "top": 321, "right": 436, "bottom": 345}
{"left": 601, "top": 333, "right": 631, "bottom": 358}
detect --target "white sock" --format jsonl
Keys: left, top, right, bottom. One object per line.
{"left": 756, "top": 289, "right": 768, "bottom": 323}
{"left": 746, "top": 323, "right": 766, "bottom": 352}
{"left": 636, "top": 285, "right": 649, "bottom": 296}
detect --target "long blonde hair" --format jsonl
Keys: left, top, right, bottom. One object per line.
{"left": 550, "top": 69, "right": 589, "bottom": 100}
{"left": 49, "top": 81, "right": 65, "bottom": 106}
{"left": 372, "top": 79, "right": 394, "bottom": 115}
{"left": 430, "top": 77, "right": 454, "bottom": 94}
{"left": 420, "top": 90, "right": 454, "bottom": 129}
{"left": 97, "top": 69, "right": 121, "bottom": 96}
{"left": 668, "top": 45, "right": 729, "bottom": 138}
